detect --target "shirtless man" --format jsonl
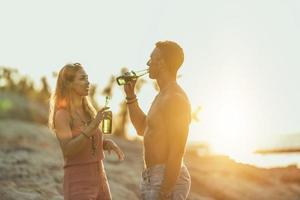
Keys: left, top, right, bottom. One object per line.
{"left": 124, "top": 41, "right": 191, "bottom": 200}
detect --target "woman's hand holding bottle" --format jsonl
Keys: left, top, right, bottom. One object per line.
{"left": 83, "top": 107, "right": 109, "bottom": 137}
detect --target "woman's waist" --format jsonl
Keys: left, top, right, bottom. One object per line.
{"left": 63, "top": 153, "right": 104, "bottom": 168}
{"left": 63, "top": 160, "right": 106, "bottom": 180}
{"left": 64, "top": 159, "right": 103, "bottom": 168}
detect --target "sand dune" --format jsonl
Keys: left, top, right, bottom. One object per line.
{"left": 0, "top": 119, "right": 300, "bottom": 200}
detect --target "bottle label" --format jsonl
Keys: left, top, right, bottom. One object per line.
{"left": 102, "top": 111, "right": 112, "bottom": 134}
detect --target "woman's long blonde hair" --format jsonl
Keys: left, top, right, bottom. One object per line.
{"left": 48, "top": 63, "right": 96, "bottom": 131}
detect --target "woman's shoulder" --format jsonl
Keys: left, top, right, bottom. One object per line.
{"left": 55, "top": 109, "right": 71, "bottom": 122}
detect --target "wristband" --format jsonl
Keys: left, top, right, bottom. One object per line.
{"left": 126, "top": 98, "right": 138, "bottom": 105}
{"left": 126, "top": 95, "right": 137, "bottom": 101}
{"left": 103, "top": 140, "right": 109, "bottom": 150}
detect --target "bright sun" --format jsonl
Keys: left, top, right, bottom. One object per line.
{"left": 202, "top": 88, "right": 259, "bottom": 160}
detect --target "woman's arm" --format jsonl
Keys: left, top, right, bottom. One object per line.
{"left": 103, "top": 139, "right": 125, "bottom": 161}
{"left": 55, "top": 110, "right": 89, "bottom": 158}
{"left": 55, "top": 108, "right": 106, "bottom": 157}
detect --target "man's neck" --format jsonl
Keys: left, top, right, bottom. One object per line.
{"left": 157, "top": 74, "right": 177, "bottom": 93}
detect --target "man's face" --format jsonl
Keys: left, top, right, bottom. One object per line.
{"left": 147, "top": 47, "right": 165, "bottom": 79}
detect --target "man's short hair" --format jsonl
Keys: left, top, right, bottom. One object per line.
{"left": 155, "top": 41, "right": 184, "bottom": 74}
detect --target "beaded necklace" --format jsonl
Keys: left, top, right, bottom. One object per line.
{"left": 74, "top": 110, "right": 97, "bottom": 156}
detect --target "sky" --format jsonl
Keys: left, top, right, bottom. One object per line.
{"left": 1, "top": 0, "right": 300, "bottom": 155}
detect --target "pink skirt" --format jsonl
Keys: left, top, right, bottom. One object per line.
{"left": 63, "top": 161, "right": 111, "bottom": 200}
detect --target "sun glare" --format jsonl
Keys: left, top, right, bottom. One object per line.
{"left": 204, "top": 88, "right": 259, "bottom": 160}
{"left": 208, "top": 110, "right": 260, "bottom": 166}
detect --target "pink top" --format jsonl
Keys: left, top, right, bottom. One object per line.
{"left": 58, "top": 110, "right": 105, "bottom": 168}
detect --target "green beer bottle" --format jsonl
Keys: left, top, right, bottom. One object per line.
{"left": 116, "top": 68, "right": 149, "bottom": 86}
{"left": 102, "top": 96, "right": 112, "bottom": 134}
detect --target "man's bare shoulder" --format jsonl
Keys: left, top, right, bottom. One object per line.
{"left": 162, "top": 85, "right": 190, "bottom": 110}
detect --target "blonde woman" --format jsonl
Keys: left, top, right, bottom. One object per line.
{"left": 49, "top": 63, "right": 124, "bottom": 200}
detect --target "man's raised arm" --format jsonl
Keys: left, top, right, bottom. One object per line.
{"left": 124, "top": 80, "right": 147, "bottom": 136}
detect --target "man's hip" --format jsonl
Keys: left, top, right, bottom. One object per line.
{"left": 140, "top": 164, "right": 191, "bottom": 200}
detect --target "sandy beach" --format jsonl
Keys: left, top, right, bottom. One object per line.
{"left": 1, "top": 119, "right": 300, "bottom": 200}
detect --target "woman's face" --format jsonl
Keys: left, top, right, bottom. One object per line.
{"left": 71, "top": 69, "right": 90, "bottom": 96}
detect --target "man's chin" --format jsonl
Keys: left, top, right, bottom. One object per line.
{"left": 83, "top": 91, "right": 89, "bottom": 96}
{"left": 149, "top": 74, "right": 155, "bottom": 79}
